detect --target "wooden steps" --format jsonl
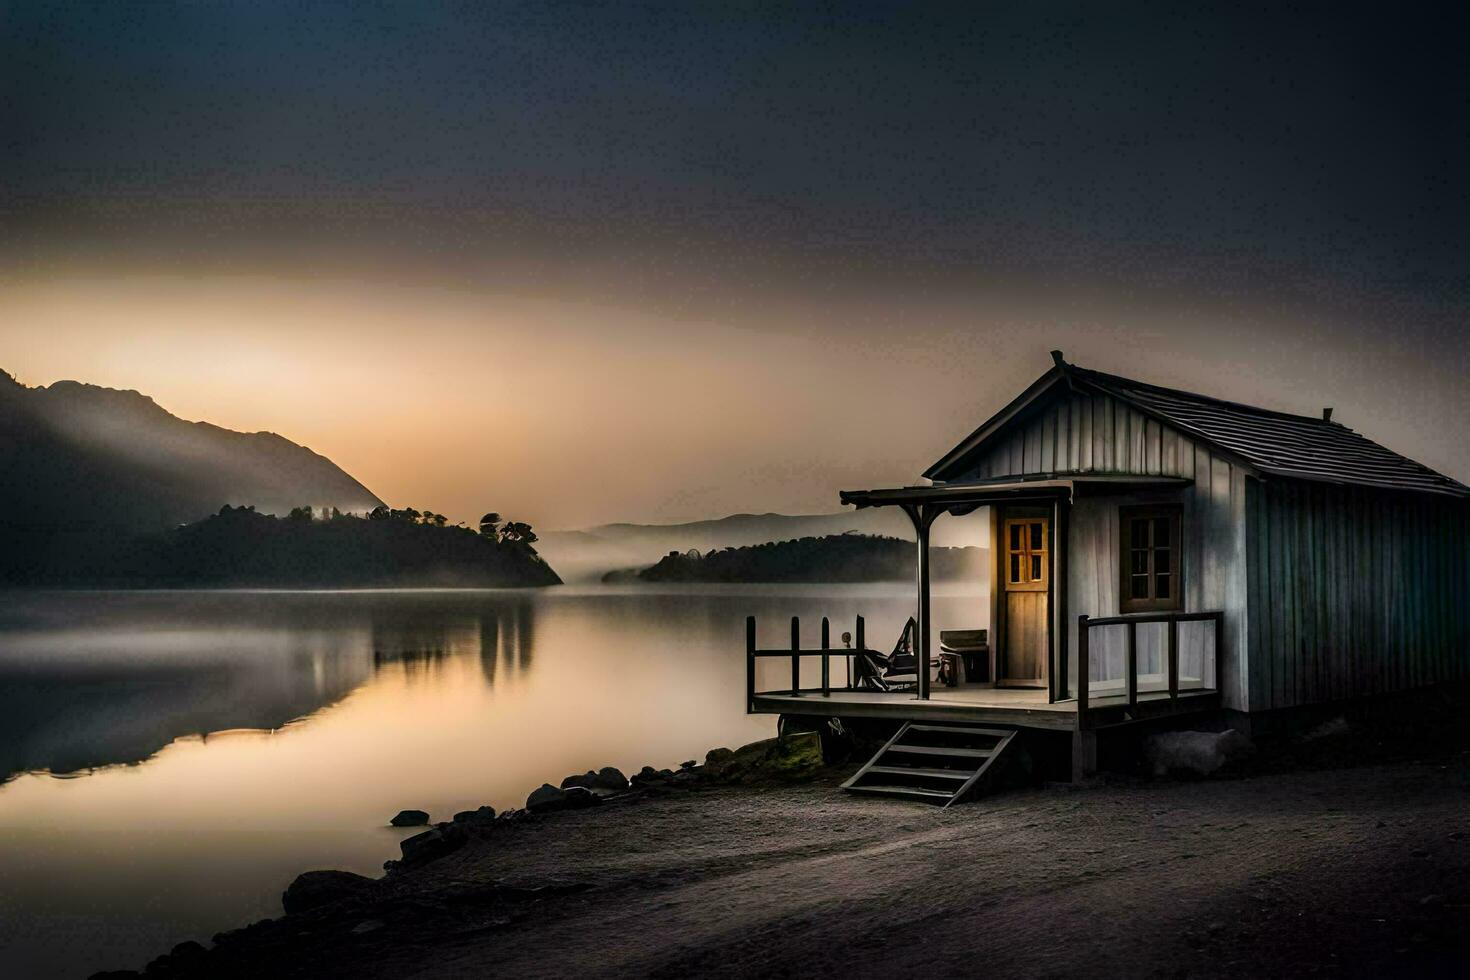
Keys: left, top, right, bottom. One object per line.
{"left": 840, "top": 723, "right": 1017, "bottom": 807}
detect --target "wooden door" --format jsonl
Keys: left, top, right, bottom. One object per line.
{"left": 1001, "top": 517, "right": 1048, "bottom": 687}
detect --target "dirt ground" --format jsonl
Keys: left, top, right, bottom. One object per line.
{"left": 112, "top": 726, "right": 1470, "bottom": 980}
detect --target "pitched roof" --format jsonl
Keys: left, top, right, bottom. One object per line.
{"left": 927, "top": 355, "right": 1470, "bottom": 498}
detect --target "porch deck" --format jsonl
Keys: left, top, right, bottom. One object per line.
{"left": 751, "top": 682, "right": 1220, "bottom": 731}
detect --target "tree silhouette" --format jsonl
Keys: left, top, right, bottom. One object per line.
{"left": 498, "top": 521, "right": 538, "bottom": 546}
{"left": 479, "top": 512, "right": 501, "bottom": 538}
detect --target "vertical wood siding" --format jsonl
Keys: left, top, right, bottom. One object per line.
{"left": 951, "top": 391, "right": 1198, "bottom": 481}
{"left": 1245, "top": 479, "right": 1470, "bottom": 711}
{"left": 1066, "top": 459, "right": 1248, "bottom": 710}
{"left": 948, "top": 390, "right": 1250, "bottom": 710}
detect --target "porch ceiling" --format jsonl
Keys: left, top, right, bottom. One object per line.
{"left": 839, "top": 475, "right": 1191, "bottom": 511}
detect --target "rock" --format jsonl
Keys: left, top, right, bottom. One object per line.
{"left": 679, "top": 759, "right": 697, "bottom": 770}
{"left": 526, "top": 783, "right": 568, "bottom": 813}
{"left": 389, "top": 809, "right": 430, "bottom": 827}
{"left": 1302, "top": 716, "right": 1351, "bottom": 740}
{"left": 590, "top": 766, "right": 630, "bottom": 792}
{"left": 765, "top": 731, "right": 824, "bottom": 779}
{"left": 282, "top": 870, "right": 374, "bottom": 915}
{"left": 1145, "top": 729, "right": 1253, "bottom": 777}
{"left": 452, "top": 805, "right": 497, "bottom": 826}
{"left": 560, "top": 771, "right": 597, "bottom": 790}
{"left": 563, "top": 786, "right": 602, "bottom": 809}
{"left": 630, "top": 765, "right": 666, "bottom": 787}
{"left": 703, "top": 739, "right": 773, "bottom": 783}
{"left": 399, "top": 825, "right": 467, "bottom": 866}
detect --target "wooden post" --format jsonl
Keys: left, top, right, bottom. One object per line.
{"left": 745, "top": 616, "right": 756, "bottom": 711}
{"left": 790, "top": 616, "right": 801, "bottom": 696}
{"left": 1213, "top": 611, "right": 1224, "bottom": 694}
{"left": 1125, "top": 619, "right": 1138, "bottom": 709}
{"left": 1053, "top": 494, "right": 1068, "bottom": 703}
{"left": 854, "top": 614, "right": 865, "bottom": 690}
{"left": 1168, "top": 616, "right": 1179, "bottom": 701}
{"left": 911, "top": 505, "right": 935, "bottom": 701}
{"left": 821, "top": 616, "right": 830, "bottom": 696}
{"left": 1076, "top": 615, "right": 1090, "bottom": 726}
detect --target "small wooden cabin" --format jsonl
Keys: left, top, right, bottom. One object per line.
{"left": 746, "top": 351, "right": 1470, "bottom": 790}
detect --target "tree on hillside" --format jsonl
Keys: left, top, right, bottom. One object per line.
{"left": 287, "top": 505, "right": 313, "bottom": 523}
{"left": 498, "top": 521, "right": 538, "bottom": 547}
{"left": 479, "top": 512, "right": 501, "bottom": 538}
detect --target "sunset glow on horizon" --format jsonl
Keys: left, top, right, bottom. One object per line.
{"left": 4, "top": 3, "right": 1468, "bottom": 529}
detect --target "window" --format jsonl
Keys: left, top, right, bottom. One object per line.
{"left": 1119, "top": 505, "right": 1182, "bottom": 613}
{"left": 1004, "top": 518, "right": 1048, "bottom": 592}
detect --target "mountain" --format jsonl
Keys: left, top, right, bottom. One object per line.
{"left": 0, "top": 368, "right": 384, "bottom": 582}
{"left": 540, "top": 510, "right": 988, "bottom": 582}
{"left": 604, "top": 534, "right": 988, "bottom": 584}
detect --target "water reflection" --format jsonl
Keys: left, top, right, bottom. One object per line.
{"left": 0, "top": 585, "right": 981, "bottom": 977}
{"left": 0, "top": 594, "right": 551, "bottom": 784}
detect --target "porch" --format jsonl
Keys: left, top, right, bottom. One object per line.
{"left": 745, "top": 610, "right": 1223, "bottom": 733}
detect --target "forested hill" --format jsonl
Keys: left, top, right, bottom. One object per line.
{"left": 605, "top": 534, "right": 987, "bottom": 584}
{"left": 0, "top": 367, "right": 384, "bottom": 582}
{"left": 58, "top": 506, "right": 561, "bottom": 589}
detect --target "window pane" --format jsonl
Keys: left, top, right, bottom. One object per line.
{"left": 1131, "top": 574, "right": 1149, "bottom": 599}
{"left": 1131, "top": 518, "right": 1148, "bottom": 548}
{"left": 1010, "top": 524, "right": 1021, "bottom": 550}
{"left": 1155, "top": 548, "right": 1171, "bottom": 574}
{"left": 1030, "top": 523, "right": 1043, "bottom": 550}
{"left": 1153, "top": 517, "right": 1170, "bottom": 548}
{"left": 1031, "top": 554, "right": 1042, "bottom": 580}
{"left": 1010, "top": 554, "right": 1021, "bottom": 582}
{"left": 1131, "top": 550, "right": 1148, "bottom": 575}
{"left": 1156, "top": 573, "right": 1171, "bottom": 599}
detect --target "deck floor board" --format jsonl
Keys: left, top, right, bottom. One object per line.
{"left": 752, "top": 682, "right": 1217, "bottom": 729}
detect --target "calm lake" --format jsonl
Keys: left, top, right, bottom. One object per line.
{"left": 0, "top": 584, "right": 985, "bottom": 978}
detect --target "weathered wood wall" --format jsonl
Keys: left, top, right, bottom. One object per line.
{"left": 1067, "top": 464, "right": 1247, "bottom": 710}
{"left": 952, "top": 389, "right": 1201, "bottom": 480}
{"left": 1245, "top": 479, "right": 1470, "bottom": 711}
{"left": 949, "top": 389, "right": 1249, "bottom": 710}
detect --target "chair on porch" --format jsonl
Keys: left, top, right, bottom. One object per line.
{"left": 939, "top": 628, "right": 989, "bottom": 684}
{"left": 855, "top": 617, "right": 943, "bottom": 692}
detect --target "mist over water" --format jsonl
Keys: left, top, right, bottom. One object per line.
{"left": 0, "top": 585, "right": 985, "bottom": 977}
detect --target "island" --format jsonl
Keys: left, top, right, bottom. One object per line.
{"left": 59, "top": 505, "right": 561, "bottom": 589}
{"left": 601, "top": 533, "right": 985, "bottom": 584}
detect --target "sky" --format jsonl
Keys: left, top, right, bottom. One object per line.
{"left": 3, "top": 2, "right": 1468, "bottom": 529}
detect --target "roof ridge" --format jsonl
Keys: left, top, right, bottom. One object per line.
{"left": 1068, "top": 364, "right": 1347, "bottom": 429}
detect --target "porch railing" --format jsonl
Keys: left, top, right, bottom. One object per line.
{"left": 1076, "top": 610, "right": 1223, "bottom": 724}
{"left": 745, "top": 615, "right": 865, "bottom": 709}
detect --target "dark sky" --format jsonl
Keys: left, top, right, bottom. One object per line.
{"left": 3, "top": 2, "right": 1468, "bottom": 525}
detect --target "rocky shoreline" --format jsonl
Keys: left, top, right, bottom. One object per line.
{"left": 84, "top": 714, "right": 1470, "bottom": 979}
{"left": 92, "top": 732, "right": 826, "bottom": 980}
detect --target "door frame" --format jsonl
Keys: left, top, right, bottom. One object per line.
{"left": 991, "top": 505, "right": 1053, "bottom": 690}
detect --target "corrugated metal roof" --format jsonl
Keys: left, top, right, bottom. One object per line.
{"left": 1068, "top": 365, "right": 1470, "bottom": 498}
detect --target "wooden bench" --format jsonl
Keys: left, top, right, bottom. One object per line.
{"left": 939, "top": 629, "right": 989, "bottom": 684}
